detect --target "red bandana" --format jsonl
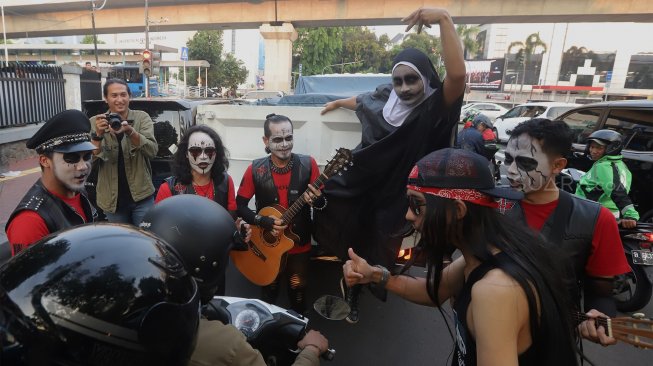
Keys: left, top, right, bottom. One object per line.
{"left": 406, "top": 184, "right": 499, "bottom": 208}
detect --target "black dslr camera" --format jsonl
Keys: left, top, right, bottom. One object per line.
{"left": 105, "top": 113, "right": 123, "bottom": 131}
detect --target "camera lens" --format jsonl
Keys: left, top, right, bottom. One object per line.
{"left": 107, "top": 113, "right": 122, "bottom": 131}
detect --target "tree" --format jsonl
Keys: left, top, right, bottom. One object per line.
{"left": 81, "top": 35, "right": 105, "bottom": 44}
{"left": 180, "top": 30, "right": 248, "bottom": 89}
{"left": 216, "top": 53, "right": 248, "bottom": 93}
{"left": 456, "top": 24, "right": 480, "bottom": 59}
{"left": 507, "top": 32, "right": 547, "bottom": 91}
{"left": 336, "top": 27, "right": 391, "bottom": 73}
{"left": 392, "top": 32, "right": 444, "bottom": 76}
{"left": 292, "top": 27, "right": 343, "bottom": 75}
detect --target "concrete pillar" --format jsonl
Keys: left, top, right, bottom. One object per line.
{"left": 259, "top": 23, "right": 297, "bottom": 93}
{"left": 61, "top": 64, "right": 82, "bottom": 110}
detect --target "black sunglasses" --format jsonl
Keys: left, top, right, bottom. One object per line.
{"left": 188, "top": 146, "right": 217, "bottom": 159}
{"left": 62, "top": 152, "right": 93, "bottom": 164}
{"left": 408, "top": 195, "right": 426, "bottom": 216}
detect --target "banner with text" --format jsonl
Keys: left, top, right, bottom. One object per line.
{"left": 464, "top": 59, "right": 505, "bottom": 91}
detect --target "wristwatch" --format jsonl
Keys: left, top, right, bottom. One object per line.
{"left": 91, "top": 132, "right": 103, "bottom": 141}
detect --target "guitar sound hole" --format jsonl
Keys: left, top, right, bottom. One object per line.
{"left": 262, "top": 230, "right": 279, "bottom": 246}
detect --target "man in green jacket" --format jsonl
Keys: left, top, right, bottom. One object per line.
{"left": 576, "top": 129, "right": 639, "bottom": 228}
{"left": 90, "top": 78, "right": 158, "bottom": 225}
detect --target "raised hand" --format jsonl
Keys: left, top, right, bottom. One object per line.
{"left": 402, "top": 7, "right": 450, "bottom": 34}
{"left": 342, "top": 248, "right": 374, "bottom": 287}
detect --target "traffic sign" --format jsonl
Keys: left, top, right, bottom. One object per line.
{"left": 181, "top": 47, "right": 189, "bottom": 61}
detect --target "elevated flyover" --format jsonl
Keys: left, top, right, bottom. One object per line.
{"left": 3, "top": 0, "right": 653, "bottom": 38}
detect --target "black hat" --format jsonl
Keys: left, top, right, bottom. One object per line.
{"left": 26, "top": 109, "right": 96, "bottom": 154}
{"left": 407, "top": 148, "right": 522, "bottom": 202}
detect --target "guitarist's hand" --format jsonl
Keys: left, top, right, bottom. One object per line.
{"left": 343, "top": 248, "right": 374, "bottom": 287}
{"left": 578, "top": 309, "right": 617, "bottom": 346}
{"left": 303, "top": 185, "right": 322, "bottom": 206}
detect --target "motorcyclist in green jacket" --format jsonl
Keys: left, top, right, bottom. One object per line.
{"left": 575, "top": 129, "right": 639, "bottom": 228}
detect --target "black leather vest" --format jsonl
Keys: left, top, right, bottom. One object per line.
{"left": 5, "top": 180, "right": 97, "bottom": 248}
{"left": 252, "top": 154, "right": 313, "bottom": 246}
{"left": 164, "top": 172, "right": 230, "bottom": 209}
{"left": 505, "top": 190, "right": 600, "bottom": 304}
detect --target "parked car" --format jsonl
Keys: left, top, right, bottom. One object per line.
{"left": 556, "top": 100, "right": 653, "bottom": 222}
{"left": 460, "top": 102, "right": 508, "bottom": 122}
{"left": 493, "top": 102, "right": 580, "bottom": 142}
{"left": 82, "top": 98, "right": 230, "bottom": 219}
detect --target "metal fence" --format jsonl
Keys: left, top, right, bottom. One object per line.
{"left": 0, "top": 64, "right": 66, "bottom": 128}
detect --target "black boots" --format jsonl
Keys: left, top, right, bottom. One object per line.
{"left": 340, "top": 278, "right": 360, "bottom": 324}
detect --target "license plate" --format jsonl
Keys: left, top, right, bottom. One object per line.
{"left": 632, "top": 250, "right": 653, "bottom": 266}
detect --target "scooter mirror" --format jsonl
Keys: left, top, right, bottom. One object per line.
{"left": 313, "top": 295, "right": 350, "bottom": 321}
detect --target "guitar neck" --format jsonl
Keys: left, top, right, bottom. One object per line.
{"left": 280, "top": 174, "right": 327, "bottom": 223}
{"left": 573, "top": 311, "right": 653, "bottom": 349}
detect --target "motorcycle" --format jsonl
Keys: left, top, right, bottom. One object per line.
{"left": 202, "top": 296, "right": 338, "bottom": 366}
{"left": 558, "top": 168, "right": 653, "bottom": 312}
{"left": 614, "top": 223, "right": 653, "bottom": 312}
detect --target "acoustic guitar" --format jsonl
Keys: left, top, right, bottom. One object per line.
{"left": 575, "top": 312, "right": 653, "bottom": 349}
{"left": 231, "top": 148, "right": 352, "bottom": 286}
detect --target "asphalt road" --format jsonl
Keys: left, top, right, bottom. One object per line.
{"left": 225, "top": 255, "right": 652, "bottom": 366}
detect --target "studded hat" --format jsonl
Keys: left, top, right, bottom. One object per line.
{"left": 26, "top": 109, "right": 96, "bottom": 154}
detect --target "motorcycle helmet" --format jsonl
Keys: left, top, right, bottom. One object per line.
{"left": 586, "top": 129, "right": 623, "bottom": 156}
{"left": 462, "top": 108, "right": 481, "bottom": 124}
{"left": 140, "top": 194, "right": 239, "bottom": 304}
{"left": 472, "top": 113, "right": 493, "bottom": 129}
{"left": 0, "top": 223, "right": 200, "bottom": 366}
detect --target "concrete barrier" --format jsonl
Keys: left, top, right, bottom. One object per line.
{"left": 196, "top": 105, "right": 361, "bottom": 183}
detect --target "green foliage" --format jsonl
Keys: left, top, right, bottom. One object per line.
{"left": 181, "top": 30, "right": 248, "bottom": 89}
{"left": 0, "top": 39, "right": 14, "bottom": 44}
{"left": 293, "top": 27, "right": 344, "bottom": 75}
{"left": 507, "top": 33, "right": 548, "bottom": 91}
{"left": 216, "top": 53, "right": 249, "bottom": 91}
{"left": 456, "top": 25, "right": 480, "bottom": 59}
{"left": 81, "top": 35, "right": 105, "bottom": 44}
{"left": 292, "top": 26, "right": 447, "bottom": 77}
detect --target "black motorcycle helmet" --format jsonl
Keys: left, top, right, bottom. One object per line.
{"left": 140, "top": 194, "right": 239, "bottom": 304}
{"left": 0, "top": 223, "right": 200, "bottom": 366}
{"left": 586, "top": 129, "right": 623, "bottom": 156}
{"left": 472, "top": 113, "right": 493, "bottom": 129}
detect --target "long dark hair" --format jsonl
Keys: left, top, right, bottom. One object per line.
{"left": 173, "top": 125, "right": 229, "bottom": 186}
{"left": 421, "top": 194, "right": 579, "bottom": 365}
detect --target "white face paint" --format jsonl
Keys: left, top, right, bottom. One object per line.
{"left": 504, "top": 134, "right": 554, "bottom": 194}
{"left": 51, "top": 151, "right": 92, "bottom": 193}
{"left": 187, "top": 131, "right": 216, "bottom": 175}
{"left": 266, "top": 121, "right": 293, "bottom": 161}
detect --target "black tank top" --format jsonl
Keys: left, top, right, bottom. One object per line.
{"left": 452, "top": 252, "right": 539, "bottom": 366}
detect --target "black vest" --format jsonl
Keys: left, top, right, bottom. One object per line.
{"left": 6, "top": 179, "right": 97, "bottom": 251}
{"left": 164, "top": 172, "right": 230, "bottom": 209}
{"left": 505, "top": 190, "right": 600, "bottom": 304}
{"left": 251, "top": 154, "right": 313, "bottom": 246}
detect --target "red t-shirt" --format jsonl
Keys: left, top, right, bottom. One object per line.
{"left": 521, "top": 199, "right": 630, "bottom": 277}
{"left": 237, "top": 157, "right": 320, "bottom": 253}
{"left": 155, "top": 175, "right": 237, "bottom": 211}
{"left": 7, "top": 191, "right": 87, "bottom": 256}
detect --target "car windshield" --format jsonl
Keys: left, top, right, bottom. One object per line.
{"left": 502, "top": 106, "right": 523, "bottom": 118}
{"left": 547, "top": 106, "right": 576, "bottom": 119}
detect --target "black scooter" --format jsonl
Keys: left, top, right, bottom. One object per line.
{"left": 614, "top": 223, "right": 653, "bottom": 312}
{"left": 203, "top": 296, "right": 339, "bottom": 366}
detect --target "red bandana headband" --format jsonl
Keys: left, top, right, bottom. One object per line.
{"left": 406, "top": 184, "right": 499, "bottom": 209}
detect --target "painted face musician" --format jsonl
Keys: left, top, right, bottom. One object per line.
{"left": 266, "top": 121, "right": 294, "bottom": 162}
{"left": 392, "top": 64, "right": 425, "bottom": 106}
{"left": 187, "top": 131, "right": 216, "bottom": 175}
{"left": 51, "top": 151, "right": 92, "bottom": 193}
{"left": 504, "top": 134, "right": 554, "bottom": 194}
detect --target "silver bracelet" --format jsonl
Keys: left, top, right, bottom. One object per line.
{"left": 374, "top": 265, "right": 390, "bottom": 288}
